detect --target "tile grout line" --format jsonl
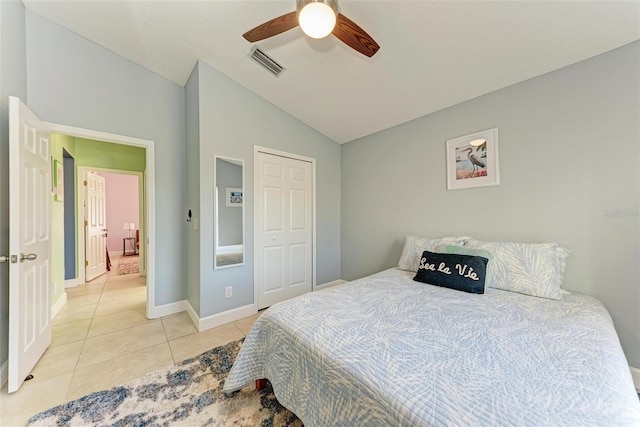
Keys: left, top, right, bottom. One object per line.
{"left": 159, "top": 317, "right": 178, "bottom": 365}
{"left": 65, "top": 271, "right": 108, "bottom": 396}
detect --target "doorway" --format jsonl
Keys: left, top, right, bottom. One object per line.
{"left": 102, "top": 171, "right": 141, "bottom": 265}
{"left": 6, "top": 98, "right": 157, "bottom": 394}
{"left": 80, "top": 168, "right": 144, "bottom": 280}
{"left": 47, "top": 123, "right": 158, "bottom": 319}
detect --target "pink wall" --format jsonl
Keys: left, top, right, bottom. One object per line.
{"left": 103, "top": 172, "right": 139, "bottom": 252}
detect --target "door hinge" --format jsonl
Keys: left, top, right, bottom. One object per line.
{"left": 84, "top": 220, "right": 88, "bottom": 226}
{"left": 85, "top": 260, "right": 88, "bottom": 267}
{"left": 83, "top": 180, "right": 87, "bottom": 186}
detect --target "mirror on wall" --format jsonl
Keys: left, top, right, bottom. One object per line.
{"left": 214, "top": 156, "right": 244, "bottom": 269}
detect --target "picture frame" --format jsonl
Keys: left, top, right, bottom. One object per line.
{"left": 225, "top": 187, "right": 243, "bottom": 207}
{"left": 53, "top": 159, "right": 64, "bottom": 201}
{"left": 446, "top": 127, "right": 500, "bottom": 190}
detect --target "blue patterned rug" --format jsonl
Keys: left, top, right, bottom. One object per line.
{"left": 27, "top": 339, "right": 302, "bottom": 426}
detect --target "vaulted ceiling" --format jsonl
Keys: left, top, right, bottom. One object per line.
{"left": 22, "top": 1, "right": 640, "bottom": 143}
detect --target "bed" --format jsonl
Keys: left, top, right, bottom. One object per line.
{"left": 224, "top": 237, "right": 640, "bottom": 426}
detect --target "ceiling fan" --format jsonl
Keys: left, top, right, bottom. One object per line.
{"left": 242, "top": 0, "right": 380, "bottom": 58}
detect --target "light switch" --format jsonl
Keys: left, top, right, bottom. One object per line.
{"left": 193, "top": 218, "right": 198, "bottom": 230}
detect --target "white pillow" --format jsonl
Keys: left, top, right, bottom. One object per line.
{"left": 398, "top": 235, "right": 471, "bottom": 272}
{"left": 464, "top": 239, "right": 571, "bottom": 300}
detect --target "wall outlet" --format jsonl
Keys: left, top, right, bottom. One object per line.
{"left": 225, "top": 286, "right": 232, "bottom": 298}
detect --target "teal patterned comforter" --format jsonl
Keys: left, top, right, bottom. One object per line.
{"left": 224, "top": 268, "right": 640, "bottom": 426}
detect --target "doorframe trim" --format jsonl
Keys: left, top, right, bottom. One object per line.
{"left": 45, "top": 123, "right": 157, "bottom": 318}
{"left": 253, "top": 145, "right": 317, "bottom": 310}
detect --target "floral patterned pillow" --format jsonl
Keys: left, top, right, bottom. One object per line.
{"left": 464, "top": 239, "right": 571, "bottom": 300}
{"left": 397, "top": 235, "right": 471, "bottom": 272}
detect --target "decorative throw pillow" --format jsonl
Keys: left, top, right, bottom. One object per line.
{"left": 398, "top": 235, "right": 471, "bottom": 272}
{"left": 413, "top": 250, "right": 488, "bottom": 294}
{"left": 463, "top": 239, "right": 570, "bottom": 300}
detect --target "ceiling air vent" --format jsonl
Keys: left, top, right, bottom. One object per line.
{"left": 249, "top": 47, "right": 286, "bottom": 77}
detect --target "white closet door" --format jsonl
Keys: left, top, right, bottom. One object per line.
{"left": 256, "top": 151, "right": 313, "bottom": 309}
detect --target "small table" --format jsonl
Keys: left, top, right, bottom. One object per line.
{"left": 123, "top": 237, "right": 137, "bottom": 256}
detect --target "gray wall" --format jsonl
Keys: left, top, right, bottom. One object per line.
{"left": 216, "top": 159, "right": 243, "bottom": 246}
{"left": 195, "top": 60, "right": 341, "bottom": 317}
{"left": 0, "top": 0, "right": 28, "bottom": 375}
{"left": 341, "top": 41, "right": 640, "bottom": 367}
{"left": 25, "top": 11, "right": 187, "bottom": 306}
{"left": 185, "top": 64, "right": 201, "bottom": 315}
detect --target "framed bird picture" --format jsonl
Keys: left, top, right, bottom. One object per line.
{"left": 446, "top": 127, "right": 500, "bottom": 190}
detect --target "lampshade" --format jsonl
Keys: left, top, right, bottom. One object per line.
{"left": 298, "top": 0, "right": 337, "bottom": 39}
{"left": 470, "top": 139, "right": 486, "bottom": 147}
{"left": 123, "top": 222, "right": 135, "bottom": 238}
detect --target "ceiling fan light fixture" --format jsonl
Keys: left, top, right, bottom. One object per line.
{"left": 297, "top": 0, "right": 338, "bottom": 39}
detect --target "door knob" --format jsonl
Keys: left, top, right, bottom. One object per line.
{"left": 20, "top": 253, "right": 37, "bottom": 262}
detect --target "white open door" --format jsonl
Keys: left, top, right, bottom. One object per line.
{"left": 84, "top": 171, "right": 107, "bottom": 281}
{"left": 8, "top": 96, "right": 52, "bottom": 393}
{"left": 256, "top": 151, "right": 313, "bottom": 309}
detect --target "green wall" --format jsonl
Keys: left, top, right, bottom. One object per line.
{"left": 74, "top": 138, "right": 145, "bottom": 171}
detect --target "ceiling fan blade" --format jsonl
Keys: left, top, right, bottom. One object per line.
{"left": 332, "top": 13, "right": 380, "bottom": 58}
{"left": 243, "top": 11, "right": 299, "bottom": 43}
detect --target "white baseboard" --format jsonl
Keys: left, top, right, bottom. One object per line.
{"left": 185, "top": 301, "right": 199, "bottom": 331}
{"left": 631, "top": 366, "right": 640, "bottom": 391}
{"left": 146, "top": 299, "right": 247, "bottom": 333}
{"left": 147, "top": 299, "right": 188, "bottom": 319}
{"left": 0, "top": 359, "right": 7, "bottom": 389}
{"left": 51, "top": 293, "right": 67, "bottom": 319}
{"left": 196, "top": 303, "right": 257, "bottom": 332}
{"left": 64, "top": 278, "right": 82, "bottom": 288}
{"left": 315, "top": 279, "right": 347, "bottom": 290}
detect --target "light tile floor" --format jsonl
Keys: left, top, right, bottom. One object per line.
{"left": 0, "top": 255, "right": 261, "bottom": 426}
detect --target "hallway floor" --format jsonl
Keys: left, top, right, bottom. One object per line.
{"left": 0, "top": 254, "right": 261, "bottom": 426}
